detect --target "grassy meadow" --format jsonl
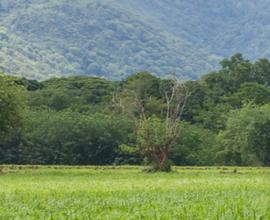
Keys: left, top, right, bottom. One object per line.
{"left": 0, "top": 166, "right": 269, "bottom": 220}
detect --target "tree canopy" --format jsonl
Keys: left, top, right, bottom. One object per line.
{"left": 0, "top": 74, "right": 26, "bottom": 140}
{"left": 1, "top": 54, "right": 270, "bottom": 167}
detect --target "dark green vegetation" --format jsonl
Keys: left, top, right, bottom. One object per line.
{"left": 2, "top": 0, "right": 270, "bottom": 79}
{"left": 0, "top": 75, "right": 25, "bottom": 140}
{"left": 0, "top": 166, "right": 270, "bottom": 219}
{"left": 1, "top": 54, "right": 270, "bottom": 166}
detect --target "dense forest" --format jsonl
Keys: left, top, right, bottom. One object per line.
{"left": 1, "top": 54, "right": 270, "bottom": 166}
{"left": 0, "top": 0, "right": 216, "bottom": 80}
{"left": 2, "top": 0, "right": 270, "bottom": 80}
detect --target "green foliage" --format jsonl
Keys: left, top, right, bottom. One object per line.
{"left": 28, "top": 76, "right": 115, "bottom": 111}
{"left": 119, "top": 72, "right": 164, "bottom": 118}
{"left": 218, "top": 104, "right": 270, "bottom": 166}
{"left": 222, "top": 82, "right": 270, "bottom": 107}
{"left": 124, "top": 72, "right": 161, "bottom": 99}
{"left": 0, "top": 73, "right": 26, "bottom": 139}
{"left": 172, "top": 122, "right": 217, "bottom": 166}
{"left": 185, "top": 54, "right": 270, "bottom": 131}
{"left": 22, "top": 109, "right": 134, "bottom": 165}
{"left": 15, "top": 78, "right": 43, "bottom": 91}
{"left": 2, "top": 53, "right": 270, "bottom": 166}
{"left": 136, "top": 116, "right": 177, "bottom": 172}
{"left": 194, "top": 103, "right": 233, "bottom": 131}
{"left": 137, "top": 117, "right": 168, "bottom": 152}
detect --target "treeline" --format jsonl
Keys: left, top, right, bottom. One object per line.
{"left": 1, "top": 54, "right": 270, "bottom": 166}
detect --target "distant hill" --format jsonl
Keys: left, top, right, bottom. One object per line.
{"left": 1, "top": 0, "right": 270, "bottom": 80}
{"left": 119, "top": 0, "right": 270, "bottom": 58}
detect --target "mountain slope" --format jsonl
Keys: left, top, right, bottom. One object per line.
{"left": 115, "top": 0, "right": 270, "bottom": 59}
{"left": 0, "top": 0, "right": 217, "bottom": 80}
{"left": 1, "top": 0, "right": 270, "bottom": 80}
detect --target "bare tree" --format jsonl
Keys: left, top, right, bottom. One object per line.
{"left": 114, "top": 73, "right": 191, "bottom": 171}
{"left": 138, "top": 78, "right": 191, "bottom": 171}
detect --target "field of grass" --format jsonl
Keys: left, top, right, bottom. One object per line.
{"left": 0, "top": 166, "right": 269, "bottom": 219}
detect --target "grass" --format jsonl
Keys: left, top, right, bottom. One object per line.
{"left": 0, "top": 166, "right": 269, "bottom": 219}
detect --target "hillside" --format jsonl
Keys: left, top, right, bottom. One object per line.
{"left": 1, "top": 0, "right": 270, "bottom": 80}
{"left": 0, "top": 0, "right": 216, "bottom": 80}
{"left": 119, "top": 0, "right": 270, "bottom": 58}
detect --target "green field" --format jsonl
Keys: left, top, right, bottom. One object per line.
{"left": 0, "top": 166, "right": 269, "bottom": 220}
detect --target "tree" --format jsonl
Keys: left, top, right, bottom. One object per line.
{"left": 22, "top": 109, "right": 133, "bottom": 165}
{"left": 28, "top": 76, "right": 115, "bottom": 111}
{"left": 171, "top": 122, "right": 217, "bottom": 166}
{"left": 117, "top": 72, "right": 162, "bottom": 119}
{"left": 222, "top": 82, "right": 270, "bottom": 108}
{"left": 0, "top": 74, "right": 26, "bottom": 140}
{"left": 217, "top": 104, "right": 270, "bottom": 166}
{"left": 136, "top": 116, "right": 176, "bottom": 171}
{"left": 117, "top": 73, "right": 190, "bottom": 172}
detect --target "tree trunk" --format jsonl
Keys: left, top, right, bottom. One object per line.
{"left": 152, "top": 150, "right": 171, "bottom": 172}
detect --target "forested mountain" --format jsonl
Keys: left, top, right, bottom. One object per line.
{"left": 117, "top": 0, "right": 270, "bottom": 58}
{"left": 1, "top": 0, "right": 270, "bottom": 80}
{"left": 0, "top": 0, "right": 216, "bottom": 80}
